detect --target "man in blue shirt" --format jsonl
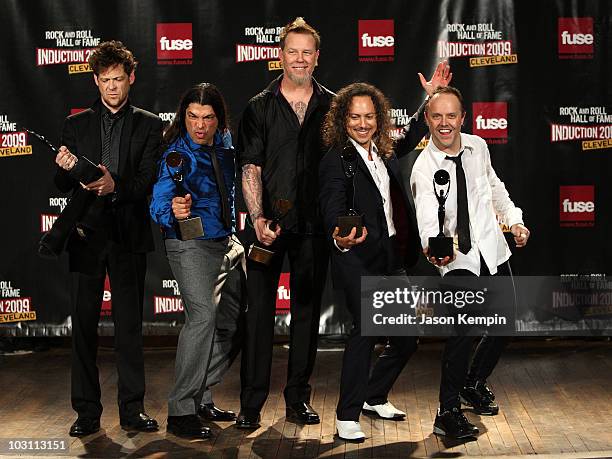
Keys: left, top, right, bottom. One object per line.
{"left": 150, "top": 83, "right": 245, "bottom": 439}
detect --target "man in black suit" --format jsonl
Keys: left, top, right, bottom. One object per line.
{"left": 318, "top": 75, "right": 450, "bottom": 441}
{"left": 53, "top": 41, "right": 162, "bottom": 437}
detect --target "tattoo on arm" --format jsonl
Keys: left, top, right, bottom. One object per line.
{"left": 289, "top": 101, "right": 307, "bottom": 125}
{"left": 242, "top": 164, "right": 264, "bottom": 221}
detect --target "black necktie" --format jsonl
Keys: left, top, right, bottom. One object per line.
{"left": 209, "top": 147, "right": 232, "bottom": 229}
{"left": 101, "top": 111, "right": 115, "bottom": 168}
{"left": 446, "top": 152, "right": 471, "bottom": 254}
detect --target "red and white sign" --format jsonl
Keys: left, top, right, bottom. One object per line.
{"left": 472, "top": 102, "right": 508, "bottom": 142}
{"left": 156, "top": 23, "right": 193, "bottom": 64}
{"left": 276, "top": 272, "right": 290, "bottom": 314}
{"left": 358, "top": 20, "right": 394, "bottom": 58}
{"left": 558, "top": 17, "right": 594, "bottom": 56}
{"left": 560, "top": 185, "right": 595, "bottom": 227}
{"left": 101, "top": 275, "right": 112, "bottom": 317}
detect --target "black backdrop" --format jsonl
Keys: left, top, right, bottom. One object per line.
{"left": 0, "top": 0, "right": 609, "bottom": 336}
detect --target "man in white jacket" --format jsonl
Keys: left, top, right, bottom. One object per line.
{"left": 410, "top": 86, "right": 530, "bottom": 439}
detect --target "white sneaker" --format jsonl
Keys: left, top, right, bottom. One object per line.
{"left": 362, "top": 401, "right": 406, "bottom": 420}
{"left": 336, "top": 419, "right": 365, "bottom": 442}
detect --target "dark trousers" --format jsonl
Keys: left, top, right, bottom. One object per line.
{"left": 336, "top": 236, "right": 418, "bottom": 421}
{"left": 240, "top": 233, "right": 329, "bottom": 414}
{"left": 337, "top": 278, "right": 417, "bottom": 420}
{"left": 439, "top": 259, "right": 511, "bottom": 410}
{"left": 70, "top": 243, "right": 146, "bottom": 421}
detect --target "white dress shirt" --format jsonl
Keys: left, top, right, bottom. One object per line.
{"left": 410, "top": 133, "right": 523, "bottom": 275}
{"left": 351, "top": 138, "right": 396, "bottom": 237}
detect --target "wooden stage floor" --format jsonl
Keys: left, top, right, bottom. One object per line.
{"left": 0, "top": 338, "right": 611, "bottom": 458}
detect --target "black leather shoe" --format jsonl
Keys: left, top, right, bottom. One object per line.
{"left": 167, "top": 415, "right": 211, "bottom": 439}
{"left": 198, "top": 403, "right": 236, "bottom": 421}
{"left": 69, "top": 417, "right": 100, "bottom": 437}
{"left": 433, "top": 407, "right": 479, "bottom": 439}
{"left": 235, "top": 412, "right": 261, "bottom": 429}
{"left": 120, "top": 413, "right": 159, "bottom": 432}
{"left": 286, "top": 402, "right": 320, "bottom": 425}
{"left": 461, "top": 381, "right": 499, "bottom": 415}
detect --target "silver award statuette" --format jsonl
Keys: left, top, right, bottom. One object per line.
{"left": 248, "top": 199, "right": 293, "bottom": 266}
{"left": 166, "top": 151, "right": 204, "bottom": 240}
{"left": 428, "top": 169, "right": 454, "bottom": 259}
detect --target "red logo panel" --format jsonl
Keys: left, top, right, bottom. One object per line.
{"left": 358, "top": 20, "right": 395, "bottom": 56}
{"left": 472, "top": 102, "right": 508, "bottom": 139}
{"left": 558, "top": 18, "right": 594, "bottom": 55}
{"left": 560, "top": 185, "right": 595, "bottom": 226}
{"left": 157, "top": 23, "right": 193, "bottom": 60}
{"left": 276, "top": 273, "right": 290, "bottom": 314}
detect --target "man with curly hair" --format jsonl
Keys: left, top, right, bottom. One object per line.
{"left": 318, "top": 77, "right": 449, "bottom": 441}
{"left": 53, "top": 40, "right": 162, "bottom": 437}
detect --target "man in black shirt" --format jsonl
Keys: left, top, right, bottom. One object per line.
{"left": 54, "top": 41, "right": 162, "bottom": 437}
{"left": 236, "top": 17, "right": 332, "bottom": 428}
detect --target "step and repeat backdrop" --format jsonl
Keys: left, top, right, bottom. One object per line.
{"left": 0, "top": 0, "right": 609, "bottom": 336}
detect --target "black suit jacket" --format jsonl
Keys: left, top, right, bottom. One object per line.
{"left": 54, "top": 99, "right": 163, "bottom": 264}
{"left": 319, "top": 111, "right": 427, "bottom": 286}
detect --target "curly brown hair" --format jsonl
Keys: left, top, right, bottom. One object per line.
{"left": 322, "top": 82, "right": 394, "bottom": 159}
{"left": 88, "top": 40, "right": 137, "bottom": 76}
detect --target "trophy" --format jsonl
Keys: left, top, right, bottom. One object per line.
{"left": 336, "top": 142, "right": 363, "bottom": 237}
{"left": 29, "top": 127, "right": 104, "bottom": 259}
{"left": 25, "top": 128, "right": 103, "bottom": 184}
{"left": 247, "top": 199, "right": 293, "bottom": 265}
{"left": 428, "top": 169, "right": 453, "bottom": 259}
{"left": 165, "top": 151, "right": 204, "bottom": 240}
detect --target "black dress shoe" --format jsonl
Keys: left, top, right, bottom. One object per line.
{"left": 120, "top": 413, "right": 159, "bottom": 432}
{"left": 69, "top": 417, "right": 100, "bottom": 437}
{"left": 286, "top": 402, "right": 320, "bottom": 425}
{"left": 433, "top": 407, "right": 479, "bottom": 439}
{"left": 460, "top": 381, "right": 499, "bottom": 415}
{"left": 235, "top": 412, "right": 261, "bottom": 429}
{"left": 198, "top": 403, "right": 236, "bottom": 421}
{"left": 167, "top": 415, "right": 211, "bottom": 439}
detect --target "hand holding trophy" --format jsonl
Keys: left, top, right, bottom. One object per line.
{"left": 166, "top": 151, "right": 204, "bottom": 240}
{"left": 247, "top": 199, "right": 293, "bottom": 265}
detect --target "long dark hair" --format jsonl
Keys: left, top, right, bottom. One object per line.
{"left": 322, "top": 82, "right": 394, "bottom": 159}
{"left": 164, "top": 82, "right": 229, "bottom": 144}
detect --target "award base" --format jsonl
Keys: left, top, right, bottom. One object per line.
{"left": 428, "top": 236, "right": 453, "bottom": 259}
{"left": 71, "top": 155, "right": 104, "bottom": 184}
{"left": 248, "top": 244, "right": 275, "bottom": 265}
{"left": 337, "top": 215, "right": 363, "bottom": 238}
{"left": 176, "top": 216, "right": 204, "bottom": 241}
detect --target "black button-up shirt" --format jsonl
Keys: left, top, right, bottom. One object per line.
{"left": 237, "top": 75, "right": 334, "bottom": 234}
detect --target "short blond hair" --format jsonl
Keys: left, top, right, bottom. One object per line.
{"left": 279, "top": 17, "right": 321, "bottom": 50}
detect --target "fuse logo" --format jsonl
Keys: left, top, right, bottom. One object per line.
{"left": 358, "top": 20, "right": 394, "bottom": 61}
{"left": 100, "top": 275, "right": 112, "bottom": 317}
{"left": 157, "top": 23, "right": 193, "bottom": 64}
{"left": 472, "top": 102, "right": 508, "bottom": 143}
{"left": 276, "top": 273, "right": 290, "bottom": 314}
{"left": 558, "top": 18, "right": 593, "bottom": 58}
{"left": 560, "top": 185, "right": 595, "bottom": 227}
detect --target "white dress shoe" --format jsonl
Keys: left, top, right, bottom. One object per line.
{"left": 336, "top": 419, "right": 365, "bottom": 442}
{"left": 362, "top": 401, "right": 406, "bottom": 420}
